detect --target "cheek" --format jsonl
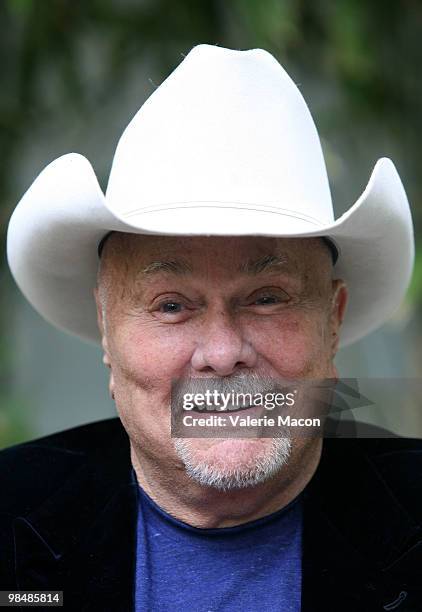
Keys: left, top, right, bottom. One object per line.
{"left": 109, "top": 321, "right": 194, "bottom": 392}
{"left": 108, "top": 323, "right": 193, "bottom": 454}
{"left": 249, "top": 312, "right": 332, "bottom": 377}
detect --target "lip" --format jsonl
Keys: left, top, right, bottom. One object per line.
{"left": 192, "top": 404, "right": 267, "bottom": 416}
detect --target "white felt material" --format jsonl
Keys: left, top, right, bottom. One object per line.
{"left": 6, "top": 44, "right": 414, "bottom": 346}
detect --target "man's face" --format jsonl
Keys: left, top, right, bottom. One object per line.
{"left": 95, "top": 234, "right": 347, "bottom": 491}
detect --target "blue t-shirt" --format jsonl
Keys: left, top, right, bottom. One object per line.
{"left": 134, "top": 481, "right": 303, "bottom": 611}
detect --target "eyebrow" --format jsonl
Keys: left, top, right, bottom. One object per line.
{"left": 140, "top": 254, "right": 289, "bottom": 277}
{"left": 237, "top": 254, "right": 289, "bottom": 275}
{"left": 141, "top": 260, "right": 193, "bottom": 276}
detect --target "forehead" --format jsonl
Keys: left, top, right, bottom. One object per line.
{"left": 101, "top": 233, "right": 330, "bottom": 279}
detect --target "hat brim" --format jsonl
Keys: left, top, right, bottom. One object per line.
{"left": 7, "top": 154, "right": 414, "bottom": 347}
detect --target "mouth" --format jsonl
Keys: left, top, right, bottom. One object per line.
{"left": 192, "top": 404, "right": 265, "bottom": 415}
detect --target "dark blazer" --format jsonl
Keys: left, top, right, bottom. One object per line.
{"left": 1, "top": 417, "right": 422, "bottom": 611}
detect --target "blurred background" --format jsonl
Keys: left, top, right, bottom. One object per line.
{"left": 1, "top": 0, "right": 421, "bottom": 448}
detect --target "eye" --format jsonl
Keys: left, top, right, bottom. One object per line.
{"left": 160, "top": 301, "right": 183, "bottom": 313}
{"left": 151, "top": 295, "right": 195, "bottom": 323}
{"left": 247, "top": 287, "right": 291, "bottom": 308}
{"left": 254, "top": 295, "right": 281, "bottom": 305}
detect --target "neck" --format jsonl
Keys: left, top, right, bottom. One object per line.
{"left": 130, "top": 438, "right": 322, "bottom": 528}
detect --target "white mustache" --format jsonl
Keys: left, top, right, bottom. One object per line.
{"left": 171, "top": 372, "right": 288, "bottom": 412}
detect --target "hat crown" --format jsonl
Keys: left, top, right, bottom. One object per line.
{"left": 106, "top": 44, "right": 334, "bottom": 226}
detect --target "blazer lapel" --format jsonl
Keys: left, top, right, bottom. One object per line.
{"left": 14, "top": 421, "right": 138, "bottom": 611}
{"left": 301, "top": 438, "right": 422, "bottom": 611}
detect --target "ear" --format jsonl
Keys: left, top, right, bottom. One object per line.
{"left": 93, "top": 287, "right": 110, "bottom": 362}
{"left": 330, "top": 279, "right": 348, "bottom": 356}
{"left": 93, "top": 287, "right": 115, "bottom": 399}
{"left": 93, "top": 286, "right": 104, "bottom": 333}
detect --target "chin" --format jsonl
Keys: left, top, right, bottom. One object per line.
{"left": 173, "top": 437, "right": 292, "bottom": 491}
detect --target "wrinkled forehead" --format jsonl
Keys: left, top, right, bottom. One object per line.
{"left": 99, "top": 233, "right": 333, "bottom": 279}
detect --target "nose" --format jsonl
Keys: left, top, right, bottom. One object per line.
{"left": 191, "top": 308, "right": 258, "bottom": 376}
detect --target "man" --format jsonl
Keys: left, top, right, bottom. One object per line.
{"left": 2, "top": 44, "right": 421, "bottom": 611}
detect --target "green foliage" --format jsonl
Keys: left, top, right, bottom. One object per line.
{"left": 231, "top": 0, "right": 300, "bottom": 49}
{"left": 0, "top": 395, "right": 34, "bottom": 449}
{"left": 408, "top": 246, "right": 422, "bottom": 304}
{"left": 6, "top": 0, "right": 33, "bottom": 16}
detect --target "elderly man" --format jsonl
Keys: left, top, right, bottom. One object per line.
{"left": 2, "top": 44, "right": 421, "bottom": 611}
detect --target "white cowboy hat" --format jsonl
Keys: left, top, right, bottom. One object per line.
{"left": 6, "top": 44, "right": 414, "bottom": 347}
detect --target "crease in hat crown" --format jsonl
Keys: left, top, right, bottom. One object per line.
{"left": 105, "top": 43, "right": 334, "bottom": 229}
